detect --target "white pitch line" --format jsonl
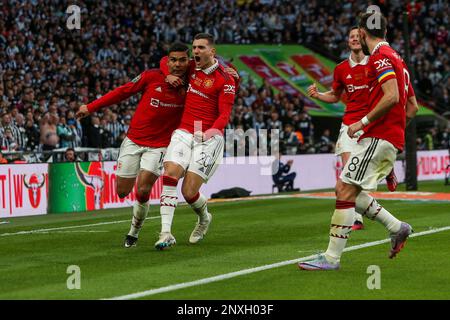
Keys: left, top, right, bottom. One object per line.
{"left": 0, "top": 216, "right": 159, "bottom": 237}
{"left": 105, "top": 225, "right": 450, "bottom": 300}
{"left": 30, "top": 230, "right": 110, "bottom": 234}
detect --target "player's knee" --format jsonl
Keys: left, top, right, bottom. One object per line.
{"left": 136, "top": 189, "right": 150, "bottom": 203}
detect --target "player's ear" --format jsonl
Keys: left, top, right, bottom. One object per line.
{"left": 211, "top": 47, "right": 216, "bottom": 56}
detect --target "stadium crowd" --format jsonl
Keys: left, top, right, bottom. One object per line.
{"left": 0, "top": 0, "right": 448, "bottom": 161}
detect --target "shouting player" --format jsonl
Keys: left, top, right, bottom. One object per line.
{"left": 299, "top": 12, "right": 419, "bottom": 270}
{"left": 154, "top": 33, "right": 236, "bottom": 250}
{"left": 308, "top": 26, "right": 398, "bottom": 231}
{"left": 76, "top": 43, "right": 190, "bottom": 248}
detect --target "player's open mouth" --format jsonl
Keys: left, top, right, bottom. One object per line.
{"left": 194, "top": 56, "right": 201, "bottom": 62}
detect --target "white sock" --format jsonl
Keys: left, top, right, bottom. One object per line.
{"left": 188, "top": 193, "right": 209, "bottom": 223}
{"left": 160, "top": 185, "right": 178, "bottom": 233}
{"left": 128, "top": 201, "right": 149, "bottom": 237}
{"left": 356, "top": 191, "right": 401, "bottom": 233}
{"left": 324, "top": 205, "right": 355, "bottom": 264}
{"left": 354, "top": 212, "right": 364, "bottom": 223}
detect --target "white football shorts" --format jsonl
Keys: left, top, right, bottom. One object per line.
{"left": 116, "top": 136, "right": 166, "bottom": 178}
{"left": 335, "top": 123, "right": 364, "bottom": 156}
{"left": 340, "top": 137, "right": 397, "bottom": 191}
{"left": 164, "top": 129, "right": 224, "bottom": 182}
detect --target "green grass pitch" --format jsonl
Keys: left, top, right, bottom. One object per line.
{"left": 1, "top": 181, "right": 449, "bottom": 300}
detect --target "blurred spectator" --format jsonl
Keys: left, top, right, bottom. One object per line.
{"left": 281, "top": 123, "right": 299, "bottom": 155}
{"left": 86, "top": 116, "right": 103, "bottom": 148}
{"left": 317, "top": 129, "right": 335, "bottom": 153}
{"left": 57, "top": 116, "right": 76, "bottom": 148}
{"left": 64, "top": 148, "right": 82, "bottom": 162}
{"left": 25, "top": 118, "right": 40, "bottom": 151}
{"left": 39, "top": 113, "right": 59, "bottom": 151}
{"left": 423, "top": 128, "right": 438, "bottom": 150}
{"left": 296, "top": 111, "right": 314, "bottom": 146}
{"left": 1, "top": 127, "right": 18, "bottom": 151}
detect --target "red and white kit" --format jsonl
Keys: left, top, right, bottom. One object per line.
{"left": 332, "top": 55, "right": 370, "bottom": 155}
{"left": 164, "top": 59, "right": 236, "bottom": 181}
{"left": 341, "top": 42, "right": 415, "bottom": 190}
{"left": 87, "top": 69, "right": 186, "bottom": 177}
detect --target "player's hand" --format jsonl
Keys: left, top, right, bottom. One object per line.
{"left": 76, "top": 105, "right": 90, "bottom": 119}
{"left": 347, "top": 121, "right": 365, "bottom": 138}
{"left": 194, "top": 131, "right": 205, "bottom": 143}
{"left": 307, "top": 83, "right": 320, "bottom": 98}
{"left": 166, "top": 75, "right": 184, "bottom": 87}
{"left": 287, "top": 160, "right": 293, "bottom": 166}
{"left": 225, "top": 67, "right": 239, "bottom": 80}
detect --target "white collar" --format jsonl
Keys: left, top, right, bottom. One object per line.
{"left": 197, "top": 59, "right": 219, "bottom": 75}
{"left": 348, "top": 54, "right": 369, "bottom": 68}
{"left": 371, "top": 41, "right": 390, "bottom": 55}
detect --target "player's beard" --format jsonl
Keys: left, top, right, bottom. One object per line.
{"left": 360, "top": 36, "right": 370, "bottom": 56}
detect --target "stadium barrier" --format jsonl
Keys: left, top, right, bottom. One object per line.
{"left": 1, "top": 150, "right": 448, "bottom": 218}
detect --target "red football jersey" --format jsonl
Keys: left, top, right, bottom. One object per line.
{"left": 360, "top": 42, "right": 415, "bottom": 151}
{"left": 179, "top": 60, "right": 236, "bottom": 134}
{"left": 87, "top": 69, "right": 185, "bottom": 148}
{"left": 332, "top": 56, "right": 370, "bottom": 125}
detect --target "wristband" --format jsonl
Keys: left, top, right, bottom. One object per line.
{"left": 361, "top": 116, "right": 370, "bottom": 126}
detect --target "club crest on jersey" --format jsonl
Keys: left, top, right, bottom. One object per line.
{"left": 203, "top": 79, "right": 214, "bottom": 88}
{"left": 151, "top": 98, "right": 159, "bottom": 107}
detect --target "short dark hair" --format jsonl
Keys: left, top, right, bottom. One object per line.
{"left": 358, "top": 12, "right": 387, "bottom": 39}
{"left": 193, "top": 33, "right": 215, "bottom": 46}
{"left": 168, "top": 42, "right": 189, "bottom": 55}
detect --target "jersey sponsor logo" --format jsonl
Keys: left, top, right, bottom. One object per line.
{"left": 346, "top": 84, "right": 369, "bottom": 93}
{"left": 155, "top": 86, "right": 162, "bottom": 92}
{"left": 158, "top": 102, "right": 183, "bottom": 108}
{"left": 203, "top": 79, "right": 214, "bottom": 88}
{"left": 187, "top": 84, "right": 209, "bottom": 99}
{"left": 224, "top": 84, "right": 235, "bottom": 94}
{"left": 374, "top": 58, "right": 392, "bottom": 70}
{"left": 131, "top": 74, "right": 141, "bottom": 83}
{"left": 151, "top": 98, "right": 160, "bottom": 107}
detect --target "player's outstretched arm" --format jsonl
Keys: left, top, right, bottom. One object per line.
{"left": 307, "top": 83, "right": 341, "bottom": 103}
{"left": 78, "top": 72, "right": 149, "bottom": 115}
